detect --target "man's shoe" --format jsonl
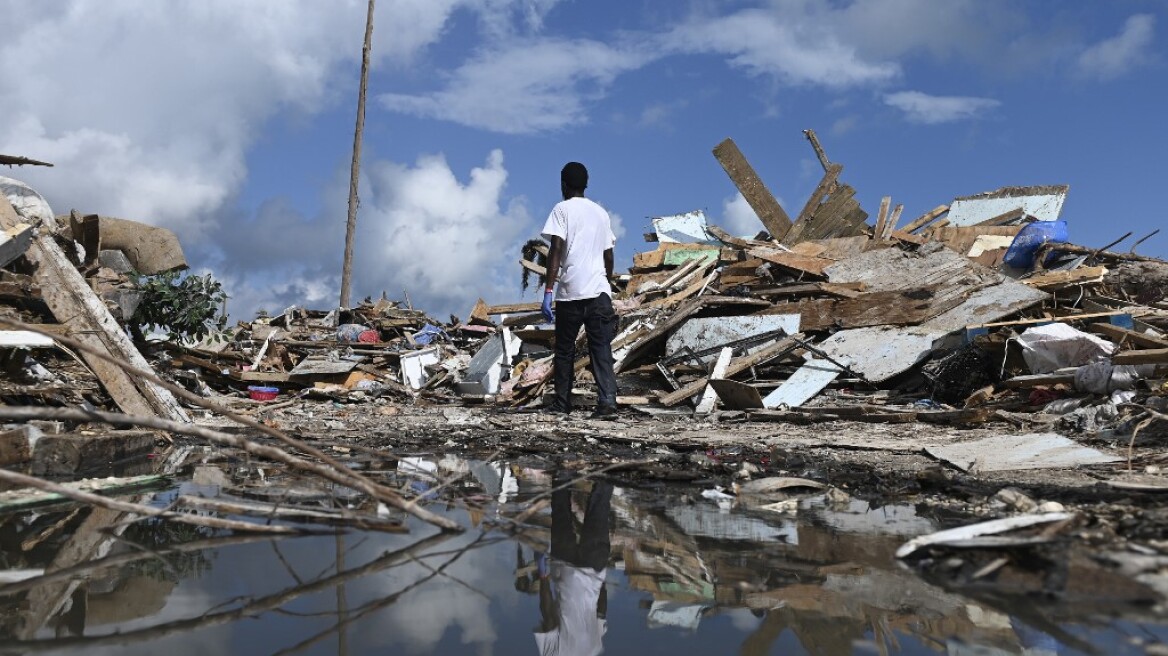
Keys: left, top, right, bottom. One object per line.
{"left": 541, "top": 403, "right": 571, "bottom": 416}
{"left": 589, "top": 405, "right": 619, "bottom": 420}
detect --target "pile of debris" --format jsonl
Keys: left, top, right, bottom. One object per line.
{"left": 2, "top": 130, "right": 1168, "bottom": 471}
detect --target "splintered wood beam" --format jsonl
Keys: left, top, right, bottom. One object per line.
{"left": 873, "top": 196, "right": 891, "bottom": 240}
{"left": 712, "top": 138, "right": 793, "bottom": 241}
{"left": 802, "top": 129, "right": 831, "bottom": 171}
{"left": 786, "top": 163, "right": 843, "bottom": 245}
{"left": 901, "top": 205, "right": 950, "bottom": 234}
{"left": 883, "top": 204, "right": 904, "bottom": 240}
{"left": 1088, "top": 323, "right": 1168, "bottom": 350}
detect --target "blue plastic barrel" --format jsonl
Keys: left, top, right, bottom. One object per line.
{"left": 1003, "top": 220, "right": 1068, "bottom": 269}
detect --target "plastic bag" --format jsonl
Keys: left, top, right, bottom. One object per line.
{"left": 1017, "top": 323, "right": 1113, "bottom": 374}
{"left": 1003, "top": 220, "right": 1068, "bottom": 269}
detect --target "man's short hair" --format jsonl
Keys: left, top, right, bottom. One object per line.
{"left": 561, "top": 162, "right": 588, "bottom": 191}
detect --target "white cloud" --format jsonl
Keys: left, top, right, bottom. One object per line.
{"left": 883, "top": 90, "right": 1001, "bottom": 124}
{"left": 1077, "top": 14, "right": 1156, "bottom": 80}
{"left": 381, "top": 39, "right": 653, "bottom": 134}
{"left": 720, "top": 193, "right": 766, "bottom": 238}
{"left": 661, "top": 5, "right": 900, "bottom": 88}
{"left": 210, "top": 149, "right": 534, "bottom": 320}
{"left": 0, "top": 0, "right": 552, "bottom": 320}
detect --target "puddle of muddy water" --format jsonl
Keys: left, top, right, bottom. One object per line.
{"left": 1, "top": 456, "right": 1167, "bottom": 655}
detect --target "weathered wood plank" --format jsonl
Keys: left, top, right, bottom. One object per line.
{"left": 712, "top": 138, "right": 792, "bottom": 240}
{"left": 1088, "top": 323, "right": 1168, "bottom": 349}
{"left": 1112, "top": 348, "right": 1168, "bottom": 365}
{"left": 901, "top": 204, "right": 950, "bottom": 234}
{"left": 758, "top": 286, "right": 961, "bottom": 330}
{"left": 785, "top": 163, "right": 843, "bottom": 245}
{"left": 747, "top": 247, "right": 834, "bottom": 277}
{"left": 30, "top": 431, "right": 157, "bottom": 476}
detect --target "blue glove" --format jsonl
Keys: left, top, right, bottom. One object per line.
{"left": 541, "top": 289, "right": 555, "bottom": 324}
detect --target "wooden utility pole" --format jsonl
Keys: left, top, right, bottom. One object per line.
{"left": 339, "top": 0, "right": 375, "bottom": 309}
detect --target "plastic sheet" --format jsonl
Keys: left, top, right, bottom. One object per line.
{"left": 1017, "top": 323, "right": 1113, "bottom": 374}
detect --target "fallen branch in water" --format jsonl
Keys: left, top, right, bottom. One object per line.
{"left": 0, "top": 468, "right": 310, "bottom": 536}
{"left": 0, "top": 317, "right": 462, "bottom": 532}
{"left": 0, "top": 405, "right": 459, "bottom": 531}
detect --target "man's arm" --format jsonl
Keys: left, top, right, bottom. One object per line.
{"left": 545, "top": 236, "right": 565, "bottom": 290}
{"left": 603, "top": 248, "right": 614, "bottom": 281}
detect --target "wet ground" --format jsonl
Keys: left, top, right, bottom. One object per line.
{"left": 3, "top": 444, "right": 1168, "bottom": 655}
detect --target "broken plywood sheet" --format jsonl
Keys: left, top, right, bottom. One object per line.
{"left": 946, "top": 185, "right": 1068, "bottom": 227}
{"left": 762, "top": 358, "right": 844, "bottom": 408}
{"left": 665, "top": 314, "right": 799, "bottom": 363}
{"left": 925, "top": 433, "right": 1120, "bottom": 473}
{"left": 709, "top": 380, "right": 764, "bottom": 410}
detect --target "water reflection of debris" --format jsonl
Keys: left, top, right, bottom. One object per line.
{"left": 1, "top": 454, "right": 1165, "bottom": 654}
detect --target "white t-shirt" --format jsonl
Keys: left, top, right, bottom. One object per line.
{"left": 533, "top": 565, "right": 608, "bottom": 656}
{"left": 541, "top": 197, "right": 616, "bottom": 302}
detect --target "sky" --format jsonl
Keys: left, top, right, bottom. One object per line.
{"left": 2, "top": 0, "right": 1166, "bottom": 321}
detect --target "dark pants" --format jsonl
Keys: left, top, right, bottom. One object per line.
{"left": 553, "top": 293, "right": 618, "bottom": 410}
{"left": 550, "top": 478, "right": 613, "bottom": 572}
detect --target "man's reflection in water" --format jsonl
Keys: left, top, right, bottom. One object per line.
{"left": 532, "top": 473, "right": 613, "bottom": 656}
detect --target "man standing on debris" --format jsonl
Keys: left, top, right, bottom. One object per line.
{"left": 541, "top": 161, "right": 619, "bottom": 419}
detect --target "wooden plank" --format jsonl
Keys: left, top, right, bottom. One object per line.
{"left": 712, "top": 138, "right": 793, "bottom": 240}
{"left": 468, "top": 298, "right": 493, "bottom": 326}
{"left": 695, "top": 347, "right": 733, "bottom": 414}
{"left": 486, "top": 302, "right": 541, "bottom": 315}
{"left": 801, "top": 185, "right": 856, "bottom": 241}
{"left": 31, "top": 431, "right": 157, "bottom": 476}
{"left": 873, "top": 196, "right": 891, "bottom": 241}
{"left": 883, "top": 204, "right": 904, "bottom": 240}
{"left": 0, "top": 224, "right": 33, "bottom": 268}
{"left": 1112, "top": 348, "right": 1168, "bottom": 365}
{"left": 973, "top": 207, "right": 1026, "bottom": 227}
{"left": 748, "top": 248, "right": 834, "bottom": 277}
{"left": 0, "top": 193, "right": 187, "bottom": 422}
{"left": 750, "top": 282, "right": 866, "bottom": 299}
{"left": 659, "top": 333, "right": 804, "bottom": 407}
{"left": 0, "top": 427, "right": 33, "bottom": 466}
{"left": 758, "top": 286, "right": 962, "bottom": 330}
{"left": 967, "top": 310, "right": 1129, "bottom": 331}
{"left": 1022, "top": 266, "right": 1108, "bottom": 290}
{"left": 929, "top": 226, "right": 1023, "bottom": 255}
{"left": 785, "top": 163, "right": 843, "bottom": 245}
{"left": 643, "top": 269, "right": 716, "bottom": 310}
{"left": 709, "top": 379, "right": 764, "bottom": 410}
{"left": 1088, "top": 323, "right": 1168, "bottom": 349}
{"left": 706, "top": 224, "right": 762, "bottom": 249}
{"left": 901, "top": 204, "right": 950, "bottom": 234}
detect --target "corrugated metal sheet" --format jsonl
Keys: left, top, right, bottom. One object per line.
{"left": 946, "top": 184, "right": 1068, "bottom": 226}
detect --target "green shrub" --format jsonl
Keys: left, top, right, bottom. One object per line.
{"left": 130, "top": 271, "right": 229, "bottom": 343}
